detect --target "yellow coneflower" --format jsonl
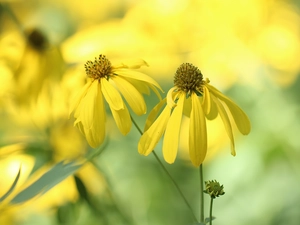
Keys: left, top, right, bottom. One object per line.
{"left": 70, "top": 54, "right": 162, "bottom": 148}
{"left": 138, "top": 63, "right": 251, "bottom": 167}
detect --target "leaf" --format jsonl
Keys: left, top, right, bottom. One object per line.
{"left": 205, "top": 216, "right": 216, "bottom": 223}
{"left": 0, "top": 166, "right": 21, "bottom": 202}
{"left": 10, "top": 160, "right": 84, "bottom": 204}
{"left": 74, "top": 175, "right": 89, "bottom": 202}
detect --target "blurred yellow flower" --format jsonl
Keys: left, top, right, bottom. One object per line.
{"left": 70, "top": 54, "right": 162, "bottom": 148}
{"left": 138, "top": 63, "right": 251, "bottom": 167}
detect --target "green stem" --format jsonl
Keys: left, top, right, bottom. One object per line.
{"left": 199, "top": 164, "right": 204, "bottom": 222}
{"left": 209, "top": 198, "right": 214, "bottom": 225}
{"left": 131, "top": 115, "right": 198, "bottom": 222}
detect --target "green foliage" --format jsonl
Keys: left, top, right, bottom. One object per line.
{"left": 0, "top": 166, "right": 21, "bottom": 202}
{"left": 10, "top": 161, "right": 83, "bottom": 204}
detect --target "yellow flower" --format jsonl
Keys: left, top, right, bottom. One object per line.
{"left": 138, "top": 63, "right": 251, "bottom": 167}
{"left": 70, "top": 54, "right": 162, "bottom": 148}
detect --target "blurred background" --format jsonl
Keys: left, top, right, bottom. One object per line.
{"left": 0, "top": 0, "right": 300, "bottom": 224}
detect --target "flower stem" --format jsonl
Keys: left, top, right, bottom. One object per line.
{"left": 209, "top": 197, "right": 214, "bottom": 225}
{"left": 199, "top": 164, "right": 204, "bottom": 222}
{"left": 131, "top": 115, "right": 198, "bottom": 222}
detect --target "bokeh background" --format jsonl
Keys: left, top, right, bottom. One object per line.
{"left": 1, "top": 0, "right": 300, "bottom": 224}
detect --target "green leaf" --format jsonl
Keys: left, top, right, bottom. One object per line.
{"left": 10, "top": 160, "right": 84, "bottom": 204}
{"left": 205, "top": 216, "right": 216, "bottom": 223}
{"left": 74, "top": 175, "right": 89, "bottom": 202}
{"left": 0, "top": 166, "right": 21, "bottom": 202}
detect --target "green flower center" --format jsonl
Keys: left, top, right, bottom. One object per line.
{"left": 85, "top": 54, "right": 112, "bottom": 80}
{"left": 174, "top": 63, "right": 204, "bottom": 95}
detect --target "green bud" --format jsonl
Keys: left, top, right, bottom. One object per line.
{"left": 204, "top": 180, "right": 225, "bottom": 199}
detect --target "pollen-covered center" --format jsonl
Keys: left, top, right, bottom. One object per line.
{"left": 174, "top": 63, "right": 203, "bottom": 94}
{"left": 85, "top": 54, "right": 112, "bottom": 80}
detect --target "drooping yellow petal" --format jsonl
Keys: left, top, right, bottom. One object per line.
{"left": 73, "top": 82, "right": 106, "bottom": 148}
{"left": 75, "top": 120, "right": 85, "bottom": 135}
{"left": 205, "top": 89, "right": 218, "bottom": 120}
{"left": 101, "top": 78, "right": 124, "bottom": 111}
{"left": 74, "top": 101, "right": 83, "bottom": 121}
{"left": 221, "top": 97, "right": 251, "bottom": 135}
{"left": 112, "top": 59, "right": 149, "bottom": 69}
{"left": 123, "top": 77, "right": 151, "bottom": 95}
{"left": 206, "top": 84, "right": 251, "bottom": 134}
{"left": 115, "top": 69, "right": 163, "bottom": 92}
{"left": 119, "top": 76, "right": 162, "bottom": 100}
{"left": 112, "top": 76, "right": 146, "bottom": 116}
{"left": 69, "top": 79, "right": 93, "bottom": 116}
{"left": 144, "top": 98, "right": 166, "bottom": 131}
{"left": 166, "top": 87, "right": 178, "bottom": 108}
{"left": 138, "top": 106, "right": 171, "bottom": 156}
{"left": 202, "top": 85, "right": 211, "bottom": 115}
{"left": 182, "top": 95, "right": 192, "bottom": 117}
{"left": 80, "top": 80, "right": 99, "bottom": 130}
{"left": 212, "top": 95, "right": 236, "bottom": 156}
{"left": 110, "top": 105, "right": 131, "bottom": 135}
{"left": 148, "top": 83, "right": 163, "bottom": 100}
{"left": 163, "top": 93, "right": 184, "bottom": 164}
{"left": 89, "top": 82, "right": 106, "bottom": 147}
{"left": 189, "top": 93, "right": 207, "bottom": 167}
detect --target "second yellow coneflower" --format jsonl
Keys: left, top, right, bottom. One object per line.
{"left": 70, "top": 54, "right": 162, "bottom": 148}
{"left": 138, "top": 63, "right": 251, "bottom": 167}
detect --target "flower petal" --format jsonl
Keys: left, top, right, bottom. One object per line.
{"left": 202, "top": 85, "right": 211, "bottom": 115}
{"left": 69, "top": 79, "right": 93, "bottom": 116}
{"left": 75, "top": 121, "right": 85, "bottom": 135}
{"left": 205, "top": 90, "right": 218, "bottom": 120}
{"left": 81, "top": 80, "right": 99, "bottom": 130}
{"left": 182, "top": 96, "right": 192, "bottom": 117}
{"left": 101, "top": 78, "right": 124, "bottom": 110}
{"left": 144, "top": 98, "right": 166, "bottom": 131}
{"left": 110, "top": 105, "right": 131, "bottom": 135}
{"left": 88, "top": 83, "right": 106, "bottom": 147}
{"left": 138, "top": 106, "right": 171, "bottom": 156}
{"left": 206, "top": 84, "right": 251, "bottom": 134}
{"left": 112, "top": 59, "right": 149, "bottom": 69}
{"left": 114, "top": 69, "right": 163, "bottom": 92}
{"left": 163, "top": 93, "right": 184, "bottom": 164}
{"left": 189, "top": 93, "right": 207, "bottom": 167}
{"left": 148, "top": 83, "right": 163, "bottom": 100}
{"left": 123, "top": 77, "right": 151, "bottom": 95}
{"left": 73, "top": 82, "right": 106, "bottom": 148}
{"left": 212, "top": 95, "right": 236, "bottom": 156}
{"left": 166, "top": 87, "right": 178, "bottom": 108}
{"left": 203, "top": 85, "right": 218, "bottom": 120}
{"left": 112, "top": 76, "right": 146, "bottom": 115}
{"left": 74, "top": 81, "right": 105, "bottom": 148}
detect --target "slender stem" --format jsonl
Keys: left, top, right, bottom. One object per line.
{"left": 199, "top": 164, "right": 204, "bottom": 222}
{"left": 151, "top": 151, "right": 197, "bottom": 222}
{"left": 131, "top": 115, "right": 198, "bottom": 222}
{"left": 131, "top": 116, "right": 143, "bottom": 135}
{"left": 209, "top": 198, "right": 214, "bottom": 225}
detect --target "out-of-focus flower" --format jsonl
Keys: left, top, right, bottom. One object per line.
{"left": 70, "top": 54, "right": 163, "bottom": 148}
{"left": 138, "top": 63, "right": 251, "bottom": 167}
